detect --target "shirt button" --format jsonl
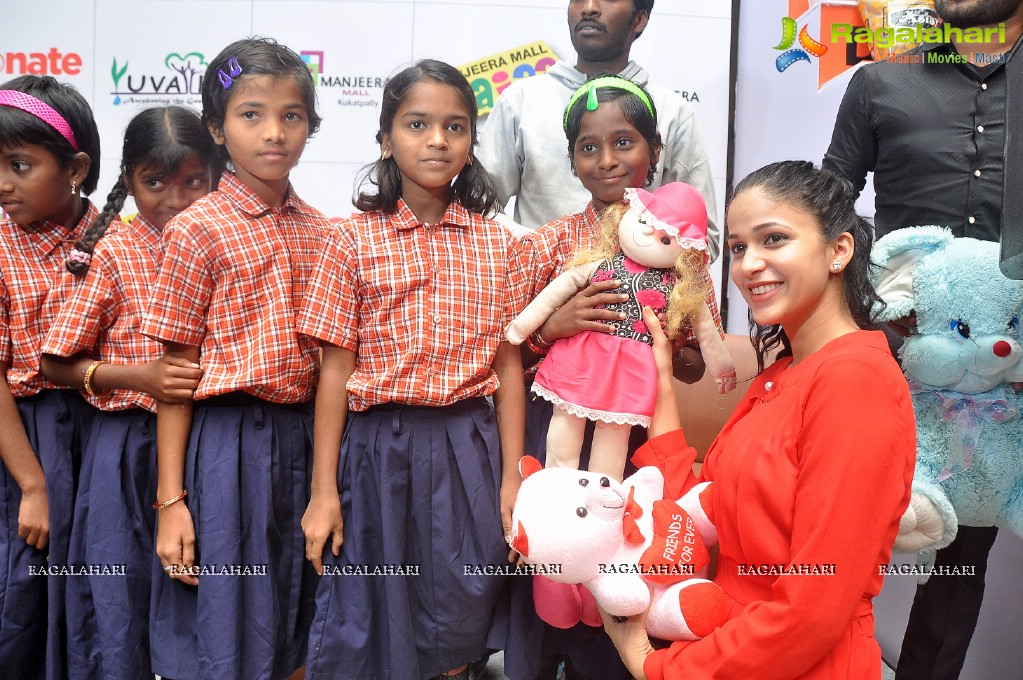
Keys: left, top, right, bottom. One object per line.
{"left": 433, "top": 314, "right": 442, "bottom": 324}
{"left": 974, "top": 169, "right": 982, "bottom": 177}
{"left": 977, "top": 125, "right": 985, "bottom": 133}
{"left": 969, "top": 216, "right": 976, "bottom": 224}
{"left": 982, "top": 82, "right": 989, "bottom": 90}
{"left": 765, "top": 381, "right": 774, "bottom": 392}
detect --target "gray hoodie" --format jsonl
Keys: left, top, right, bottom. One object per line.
{"left": 477, "top": 60, "right": 719, "bottom": 261}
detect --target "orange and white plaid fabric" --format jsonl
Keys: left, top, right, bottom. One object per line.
{"left": 141, "top": 172, "right": 328, "bottom": 404}
{"left": 43, "top": 215, "right": 164, "bottom": 412}
{"left": 298, "top": 199, "right": 520, "bottom": 411}
{"left": 513, "top": 202, "right": 724, "bottom": 345}
{"left": 0, "top": 203, "right": 98, "bottom": 397}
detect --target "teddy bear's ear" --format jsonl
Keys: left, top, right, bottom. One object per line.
{"left": 871, "top": 226, "right": 954, "bottom": 322}
{"left": 519, "top": 455, "right": 543, "bottom": 480}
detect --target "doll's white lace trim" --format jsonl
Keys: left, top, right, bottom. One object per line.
{"left": 531, "top": 383, "right": 651, "bottom": 428}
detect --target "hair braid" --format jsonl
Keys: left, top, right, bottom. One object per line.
{"left": 67, "top": 175, "right": 128, "bottom": 275}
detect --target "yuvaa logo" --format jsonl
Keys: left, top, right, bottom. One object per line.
{"left": 110, "top": 52, "right": 207, "bottom": 105}
{"left": 773, "top": 16, "right": 828, "bottom": 72}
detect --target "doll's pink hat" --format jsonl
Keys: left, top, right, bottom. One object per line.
{"left": 624, "top": 183, "right": 708, "bottom": 253}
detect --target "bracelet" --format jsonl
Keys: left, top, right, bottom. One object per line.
{"left": 525, "top": 331, "right": 552, "bottom": 355}
{"left": 82, "top": 360, "right": 106, "bottom": 397}
{"left": 152, "top": 489, "right": 187, "bottom": 510}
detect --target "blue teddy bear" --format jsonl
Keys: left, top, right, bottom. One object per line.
{"left": 871, "top": 226, "right": 1023, "bottom": 571}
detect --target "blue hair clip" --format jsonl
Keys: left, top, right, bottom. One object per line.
{"left": 217, "top": 57, "right": 243, "bottom": 89}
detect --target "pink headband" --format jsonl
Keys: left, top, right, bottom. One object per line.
{"left": 0, "top": 90, "right": 80, "bottom": 151}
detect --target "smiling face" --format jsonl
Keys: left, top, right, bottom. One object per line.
{"left": 209, "top": 74, "right": 309, "bottom": 207}
{"left": 380, "top": 79, "right": 472, "bottom": 214}
{"left": 726, "top": 187, "right": 849, "bottom": 334}
{"left": 572, "top": 101, "right": 657, "bottom": 211}
{"left": 128, "top": 152, "right": 212, "bottom": 230}
{"left": 0, "top": 142, "right": 87, "bottom": 228}
{"left": 618, "top": 202, "right": 683, "bottom": 269}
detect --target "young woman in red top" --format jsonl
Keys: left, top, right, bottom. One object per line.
{"left": 603, "top": 160, "right": 916, "bottom": 679}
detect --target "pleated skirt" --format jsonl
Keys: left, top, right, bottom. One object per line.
{"left": 149, "top": 395, "right": 316, "bottom": 680}
{"left": 1, "top": 390, "right": 91, "bottom": 680}
{"left": 65, "top": 408, "right": 156, "bottom": 680}
{"left": 305, "top": 398, "right": 508, "bottom": 680}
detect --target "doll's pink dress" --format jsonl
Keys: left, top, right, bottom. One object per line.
{"left": 532, "top": 253, "right": 674, "bottom": 427}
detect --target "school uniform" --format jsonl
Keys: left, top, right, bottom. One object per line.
{"left": 297, "top": 199, "right": 519, "bottom": 680}
{"left": 0, "top": 203, "right": 98, "bottom": 680}
{"left": 139, "top": 172, "right": 327, "bottom": 680}
{"left": 41, "top": 215, "right": 164, "bottom": 680}
{"left": 504, "top": 204, "right": 725, "bottom": 680}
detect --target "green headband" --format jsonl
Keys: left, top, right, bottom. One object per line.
{"left": 563, "top": 76, "right": 656, "bottom": 131}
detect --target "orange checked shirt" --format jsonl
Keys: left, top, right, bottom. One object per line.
{"left": 297, "top": 199, "right": 519, "bottom": 411}
{"left": 0, "top": 203, "right": 99, "bottom": 398}
{"left": 140, "top": 173, "right": 328, "bottom": 404}
{"left": 512, "top": 202, "right": 724, "bottom": 345}
{"left": 43, "top": 216, "right": 164, "bottom": 412}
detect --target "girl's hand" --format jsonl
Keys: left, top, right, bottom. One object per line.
{"left": 599, "top": 606, "right": 654, "bottom": 680}
{"left": 541, "top": 279, "right": 629, "bottom": 342}
{"left": 18, "top": 486, "right": 49, "bottom": 550}
{"left": 500, "top": 474, "right": 522, "bottom": 563}
{"left": 139, "top": 355, "right": 203, "bottom": 403}
{"left": 156, "top": 502, "right": 199, "bottom": 586}
{"left": 302, "top": 491, "right": 344, "bottom": 575}
{"left": 642, "top": 306, "right": 675, "bottom": 381}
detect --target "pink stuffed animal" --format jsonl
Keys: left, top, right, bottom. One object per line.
{"left": 506, "top": 183, "right": 735, "bottom": 480}
{"left": 510, "top": 455, "right": 733, "bottom": 641}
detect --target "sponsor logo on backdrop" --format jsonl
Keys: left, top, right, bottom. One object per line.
{"left": 301, "top": 49, "right": 385, "bottom": 109}
{"left": 775, "top": 2, "right": 872, "bottom": 90}
{"left": 457, "top": 41, "right": 559, "bottom": 116}
{"left": 109, "top": 52, "right": 207, "bottom": 106}
{"left": 773, "top": 16, "right": 829, "bottom": 72}
{"left": 1, "top": 48, "right": 82, "bottom": 76}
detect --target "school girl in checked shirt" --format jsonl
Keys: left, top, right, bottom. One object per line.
{"left": 297, "top": 59, "right": 526, "bottom": 680}
{"left": 0, "top": 74, "right": 102, "bottom": 680}
{"left": 137, "top": 39, "right": 329, "bottom": 680}
{"left": 40, "top": 106, "right": 216, "bottom": 680}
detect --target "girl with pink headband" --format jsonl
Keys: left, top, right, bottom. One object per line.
{"left": 0, "top": 74, "right": 102, "bottom": 679}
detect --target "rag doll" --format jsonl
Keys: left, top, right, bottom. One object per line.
{"left": 506, "top": 182, "right": 736, "bottom": 479}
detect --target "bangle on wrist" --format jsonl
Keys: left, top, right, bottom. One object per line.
{"left": 525, "top": 331, "right": 552, "bottom": 355}
{"left": 152, "top": 489, "right": 187, "bottom": 510}
{"left": 82, "top": 360, "right": 106, "bottom": 397}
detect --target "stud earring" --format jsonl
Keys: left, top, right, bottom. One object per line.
{"left": 466, "top": 155, "right": 473, "bottom": 166}
{"left": 832, "top": 261, "right": 842, "bottom": 271}
{"left": 70, "top": 180, "right": 77, "bottom": 196}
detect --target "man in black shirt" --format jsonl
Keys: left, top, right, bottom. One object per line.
{"left": 824, "top": 1, "right": 1023, "bottom": 677}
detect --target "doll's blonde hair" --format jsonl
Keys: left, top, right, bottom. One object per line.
{"left": 569, "top": 201, "right": 706, "bottom": 340}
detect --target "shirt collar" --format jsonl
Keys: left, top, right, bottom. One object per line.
{"left": 218, "top": 172, "right": 308, "bottom": 217}
{"left": 128, "top": 213, "right": 162, "bottom": 254}
{"left": 391, "top": 198, "right": 474, "bottom": 230}
{"left": 21, "top": 200, "right": 98, "bottom": 258}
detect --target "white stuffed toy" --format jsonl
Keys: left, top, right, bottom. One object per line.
{"left": 506, "top": 183, "right": 736, "bottom": 479}
{"left": 510, "top": 455, "right": 732, "bottom": 641}
{"left": 871, "top": 226, "right": 1023, "bottom": 568}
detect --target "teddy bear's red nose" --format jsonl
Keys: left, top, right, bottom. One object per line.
{"left": 993, "top": 340, "right": 1012, "bottom": 358}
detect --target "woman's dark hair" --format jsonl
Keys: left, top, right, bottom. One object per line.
{"left": 355, "top": 59, "right": 498, "bottom": 216}
{"left": 201, "top": 36, "right": 321, "bottom": 169}
{"left": 67, "top": 106, "right": 219, "bottom": 275}
{"left": 0, "top": 74, "right": 101, "bottom": 194}
{"left": 564, "top": 74, "right": 661, "bottom": 187}
{"left": 728, "top": 160, "right": 883, "bottom": 371}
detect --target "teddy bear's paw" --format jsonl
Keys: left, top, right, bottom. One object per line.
{"left": 646, "top": 579, "right": 732, "bottom": 641}
{"left": 895, "top": 493, "right": 946, "bottom": 552}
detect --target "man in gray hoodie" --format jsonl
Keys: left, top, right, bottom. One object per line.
{"left": 477, "top": 0, "right": 720, "bottom": 261}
